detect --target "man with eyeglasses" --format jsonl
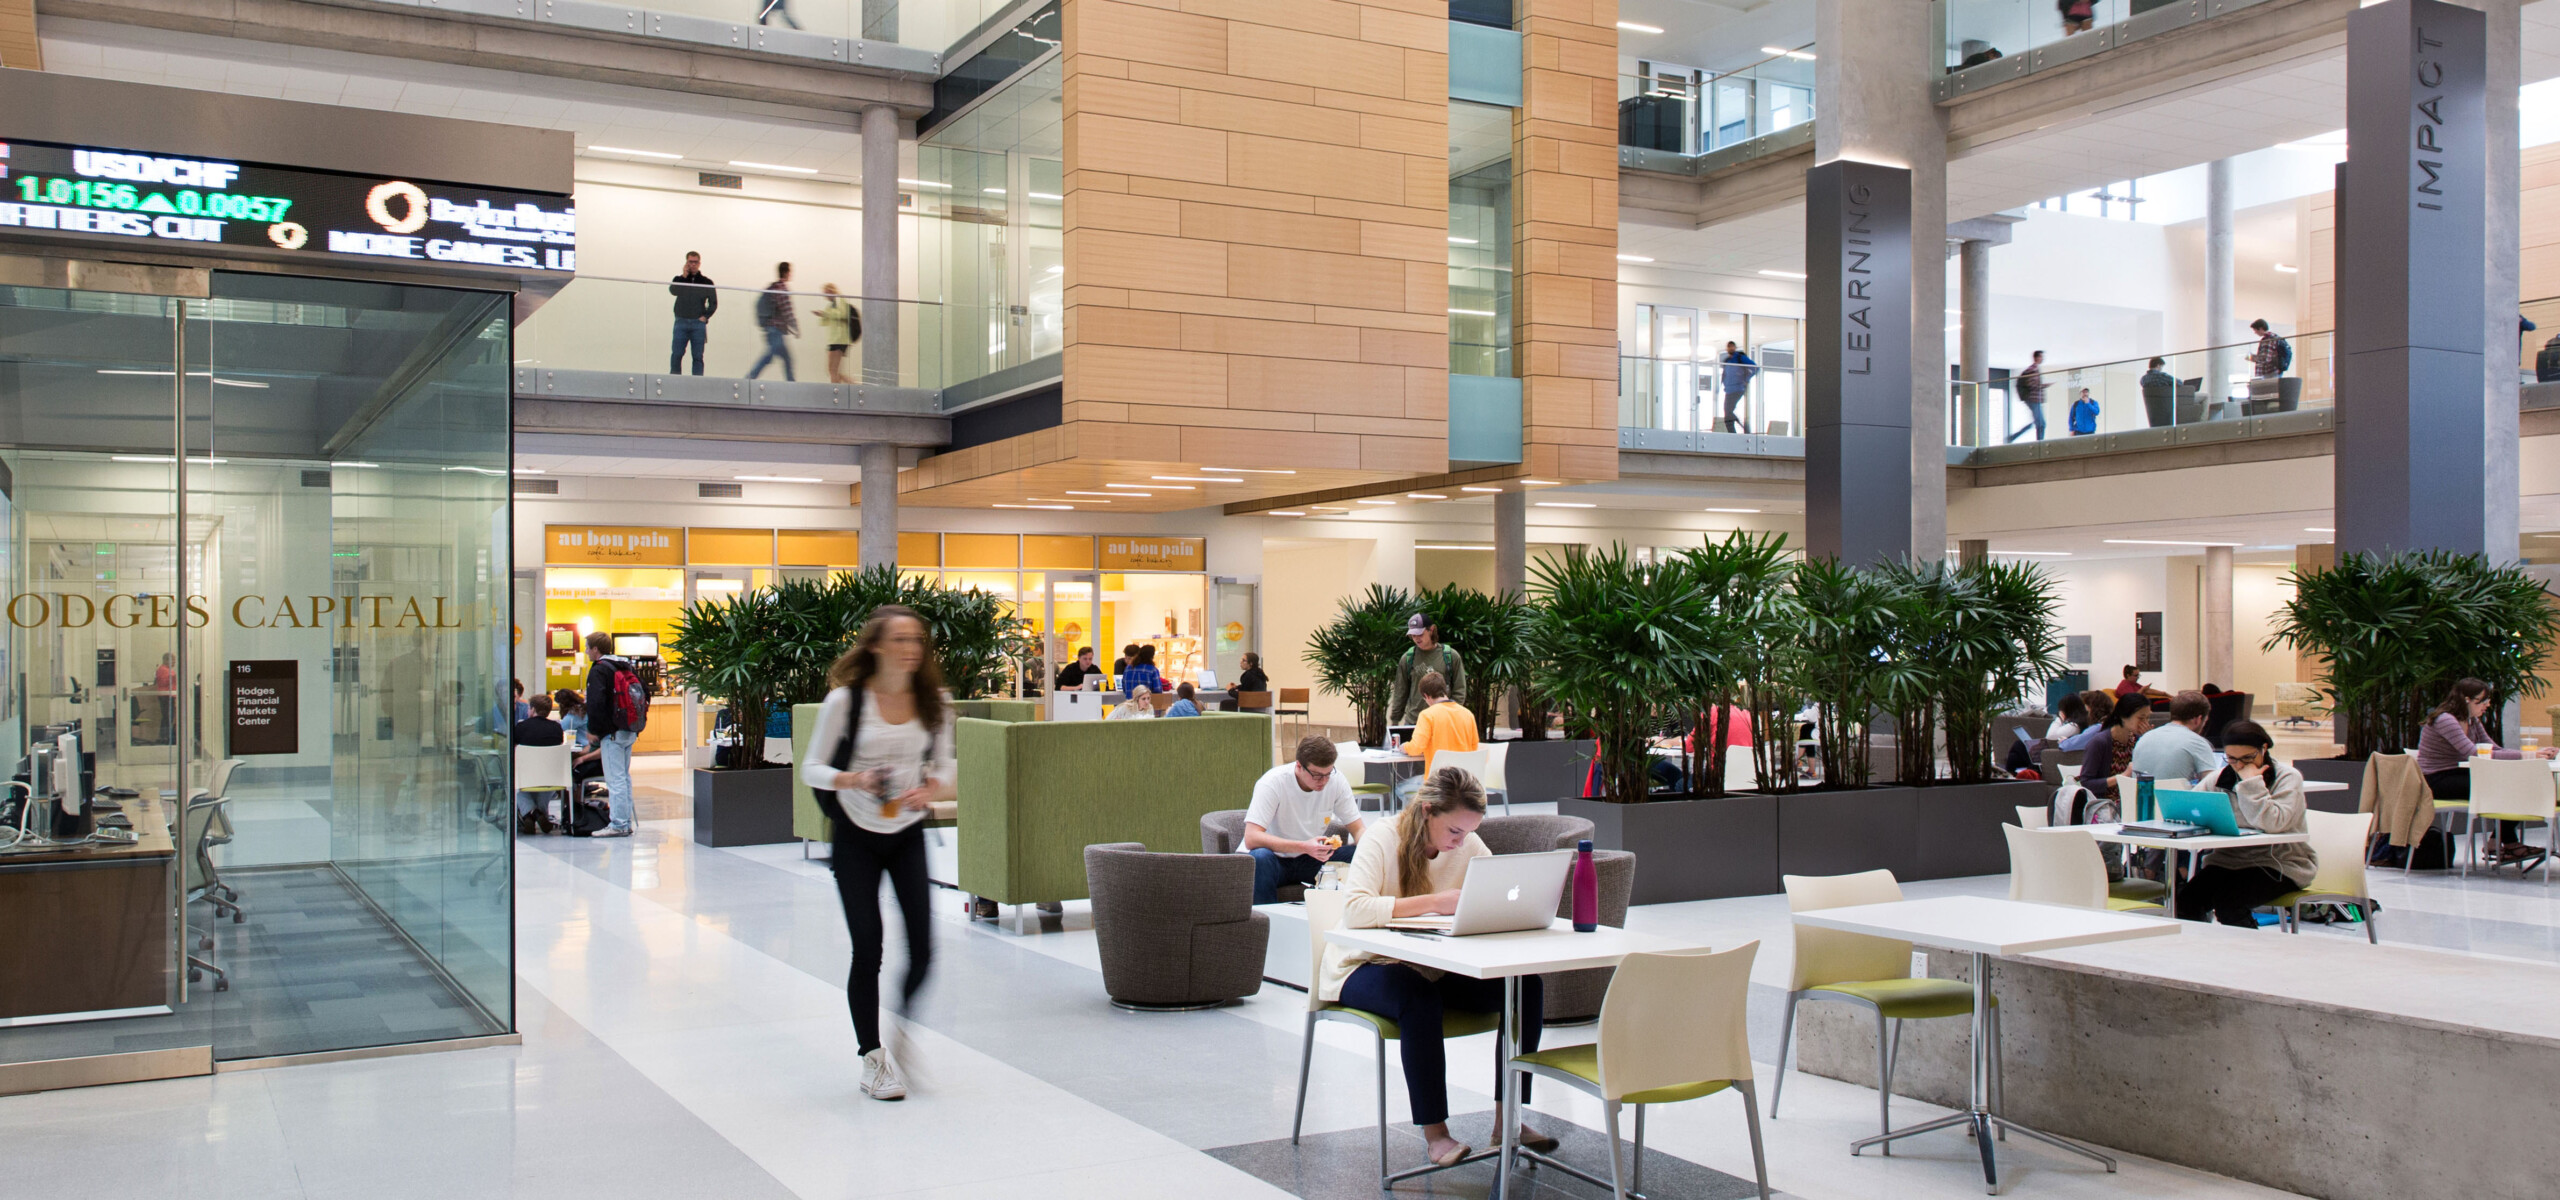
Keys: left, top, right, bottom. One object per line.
{"left": 1240, "top": 735, "right": 1366, "bottom": 904}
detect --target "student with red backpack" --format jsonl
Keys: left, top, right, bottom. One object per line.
{"left": 584, "top": 631, "right": 651, "bottom": 838}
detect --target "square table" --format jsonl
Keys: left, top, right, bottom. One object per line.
{"left": 1790, "top": 895, "right": 2178, "bottom": 1192}
{"left": 2062, "top": 822, "right": 2309, "bottom": 918}
{"left": 1323, "top": 920, "right": 1705, "bottom": 1197}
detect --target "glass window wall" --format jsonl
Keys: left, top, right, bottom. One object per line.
{"left": 918, "top": 54, "right": 1063, "bottom": 391}
{"left": 1450, "top": 100, "right": 1514, "bottom": 378}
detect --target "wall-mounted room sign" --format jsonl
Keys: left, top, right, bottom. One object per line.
{"left": 228, "top": 659, "right": 297, "bottom": 756}
{"left": 2134, "top": 612, "right": 2163, "bottom": 673}
{"left": 1099, "top": 537, "right": 1205, "bottom": 571}
{"left": 0, "top": 139, "right": 575, "bottom": 272}
{"left": 545, "top": 525, "right": 684, "bottom": 566}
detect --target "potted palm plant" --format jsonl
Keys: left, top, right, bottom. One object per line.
{"left": 666, "top": 585, "right": 796, "bottom": 846}
{"left": 1308, "top": 584, "right": 1414, "bottom": 749}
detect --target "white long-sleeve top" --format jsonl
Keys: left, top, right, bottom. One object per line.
{"left": 798, "top": 685, "right": 957, "bottom": 836}
{"left": 1316, "top": 809, "right": 1490, "bottom": 1003}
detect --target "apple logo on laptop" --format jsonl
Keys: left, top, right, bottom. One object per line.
{"left": 1506, "top": 885, "right": 1521, "bottom": 902}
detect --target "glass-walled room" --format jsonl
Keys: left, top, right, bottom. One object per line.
{"left": 0, "top": 269, "right": 512, "bottom": 1072}
{"left": 916, "top": 53, "right": 1064, "bottom": 390}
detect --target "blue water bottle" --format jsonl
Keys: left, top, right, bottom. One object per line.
{"left": 2135, "top": 772, "right": 2156, "bottom": 823}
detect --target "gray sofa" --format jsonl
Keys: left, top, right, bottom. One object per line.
{"left": 1084, "top": 843, "right": 1269, "bottom": 1010}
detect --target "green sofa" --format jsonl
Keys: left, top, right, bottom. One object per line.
{"left": 790, "top": 698, "right": 1044, "bottom": 844}
{"left": 959, "top": 712, "right": 1273, "bottom": 906}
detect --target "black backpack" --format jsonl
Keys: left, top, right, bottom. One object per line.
{"left": 810, "top": 691, "right": 941, "bottom": 836}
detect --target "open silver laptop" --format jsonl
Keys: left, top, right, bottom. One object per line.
{"left": 1386, "top": 851, "right": 1573, "bottom": 936}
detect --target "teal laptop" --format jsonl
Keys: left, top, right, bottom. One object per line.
{"left": 2155, "top": 788, "right": 2250, "bottom": 837}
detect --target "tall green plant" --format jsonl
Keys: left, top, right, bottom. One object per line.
{"left": 664, "top": 585, "right": 786, "bottom": 767}
{"left": 1417, "top": 582, "right": 1536, "bottom": 739}
{"left": 1671, "top": 533, "right": 1795, "bottom": 796}
{"left": 1530, "top": 545, "right": 1715, "bottom": 804}
{"left": 1308, "top": 584, "right": 1416, "bottom": 748}
{"left": 1939, "top": 561, "right": 2067, "bottom": 783}
{"left": 1874, "top": 560, "right": 1959, "bottom": 787}
{"left": 1787, "top": 560, "right": 1909, "bottom": 790}
{"left": 2266, "top": 550, "right": 2560, "bottom": 758}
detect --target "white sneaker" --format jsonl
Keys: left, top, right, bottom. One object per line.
{"left": 860, "top": 1048, "right": 907, "bottom": 1100}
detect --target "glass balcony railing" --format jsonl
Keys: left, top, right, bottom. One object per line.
{"left": 515, "top": 275, "right": 977, "bottom": 391}
{"left": 640, "top": 0, "right": 1016, "bottom": 57}
{"left": 1619, "top": 354, "right": 1807, "bottom": 437}
{"left": 1941, "top": 0, "right": 2158, "bottom": 74}
{"left": 1619, "top": 48, "right": 1815, "bottom": 160}
{"left": 1953, "top": 332, "right": 2335, "bottom": 448}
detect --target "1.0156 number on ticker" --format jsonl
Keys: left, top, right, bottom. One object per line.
{"left": 11, "top": 176, "right": 294, "bottom": 222}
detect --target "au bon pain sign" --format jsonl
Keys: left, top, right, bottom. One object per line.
{"left": 6, "top": 592, "right": 493, "bottom": 631}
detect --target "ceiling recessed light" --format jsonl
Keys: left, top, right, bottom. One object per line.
{"left": 590, "top": 145, "right": 681, "bottom": 160}
{"left": 1449, "top": 236, "right": 1479, "bottom": 245}
{"left": 2102, "top": 539, "right": 2244, "bottom": 547}
{"left": 1704, "top": 507, "right": 1761, "bottom": 514}
{"left": 1417, "top": 544, "right": 1494, "bottom": 551}
{"left": 513, "top": 468, "right": 545, "bottom": 475}
{"left": 331, "top": 461, "right": 379, "bottom": 469}
{"left": 1269, "top": 510, "right": 1308, "bottom": 517}
{"left": 899, "top": 178, "right": 952, "bottom": 190}
{"left": 1990, "top": 550, "right": 2073, "bottom": 557}
{"left": 1151, "top": 476, "right": 1238, "bottom": 484}
{"left": 735, "top": 474, "right": 821, "bottom": 483}
{"left": 1460, "top": 486, "right": 1502, "bottom": 493}
{"left": 1618, "top": 21, "right": 1663, "bottom": 33}
{"left": 1028, "top": 191, "right": 1063, "bottom": 201}
{"left": 1536, "top": 501, "right": 1597, "bottom": 508}
{"left": 1408, "top": 493, "right": 1447, "bottom": 499}
{"left": 2304, "top": 527, "right": 2335, "bottom": 533}
{"left": 2273, "top": 263, "right": 2299, "bottom": 274}
{"left": 994, "top": 503, "right": 1073, "bottom": 510}
{"left": 111, "top": 455, "right": 176, "bottom": 463}
{"left": 1202, "top": 467, "right": 1296, "bottom": 474}
{"left": 1759, "top": 269, "right": 1809, "bottom": 280}
{"left": 1356, "top": 499, "right": 1396, "bottom": 506}
{"left": 730, "top": 160, "right": 818, "bottom": 174}
{"left": 1616, "top": 254, "right": 1654, "bottom": 263}
{"left": 1025, "top": 497, "right": 1090, "bottom": 504}
{"left": 1522, "top": 479, "right": 1561, "bottom": 486}
{"left": 1065, "top": 490, "right": 1130, "bottom": 497}
{"left": 983, "top": 187, "right": 1007, "bottom": 195}
{"left": 1108, "top": 482, "right": 1188, "bottom": 490}
{"left": 1449, "top": 308, "right": 1497, "bottom": 317}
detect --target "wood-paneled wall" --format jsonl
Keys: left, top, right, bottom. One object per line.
{"left": 1513, "top": 0, "right": 1618, "bottom": 482}
{"left": 0, "top": 0, "right": 41, "bottom": 72}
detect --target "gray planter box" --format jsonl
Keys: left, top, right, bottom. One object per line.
{"left": 2294, "top": 757, "right": 2365, "bottom": 814}
{"left": 693, "top": 766, "right": 797, "bottom": 847}
{"left": 1777, "top": 780, "right": 2045, "bottom": 883}
{"left": 1499, "top": 737, "right": 1595, "bottom": 806}
{"left": 1560, "top": 793, "right": 1777, "bottom": 904}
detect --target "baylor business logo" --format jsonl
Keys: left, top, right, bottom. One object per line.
{"left": 5, "top": 593, "right": 493, "bottom": 630}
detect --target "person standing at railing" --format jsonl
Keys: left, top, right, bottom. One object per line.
{"left": 669, "top": 251, "right": 717, "bottom": 376}
{"left": 748, "top": 262, "right": 800, "bottom": 382}
{"left": 816, "top": 283, "right": 862, "bottom": 385}
{"left": 2068, "top": 387, "right": 2100, "bottom": 437}
{"left": 2006, "top": 349, "right": 2048, "bottom": 442}
{"left": 1717, "top": 340, "right": 1758, "bottom": 433}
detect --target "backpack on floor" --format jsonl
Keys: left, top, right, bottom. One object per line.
{"left": 566, "top": 797, "right": 613, "bottom": 837}
{"left": 2368, "top": 828, "right": 2451, "bottom": 870}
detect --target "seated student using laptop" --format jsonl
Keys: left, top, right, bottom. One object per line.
{"left": 1321, "top": 766, "right": 1552, "bottom": 1169}
{"left": 2172, "top": 720, "right": 2316, "bottom": 927}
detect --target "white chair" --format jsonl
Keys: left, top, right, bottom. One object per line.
{"left": 2003, "top": 825, "right": 2160, "bottom": 912}
{"left": 2467, "top": 758, "right": 2558, "bottom": 881}
{"left": 2274, "top": 810, "right": 2381, "bottom": 943}
{"left": 1479, "top": 741, "right": 1513, "bottom": 813}
{"left": 1507, "top": 942, "right": 1771, "bottom": 1200}
{"left": 1723, "top": 744, "right": 1756, "bottom": 792}
{"left": 1433, "top": 747, "right": 1502, "bottom": 812}
{"left": 2014, "top": 805, "right": 2049, "bottom": 829}
{"left": 516, "top": 742, "right": 573, "bottom": 826}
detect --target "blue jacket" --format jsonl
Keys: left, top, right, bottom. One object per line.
{"left": 1164, "top": 699, "right": 1200, "bottom": 718}
{"left": 1719, "top": 350, "right": 1758, "bottom": 395}
{"left": 1121, "top": 663, "right": 1165, "bottom": 699}
{"left": 2067, "top": 396, "right": 2100, "bottom": 435}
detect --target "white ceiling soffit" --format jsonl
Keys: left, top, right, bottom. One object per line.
{"left": 512, "top": 434, "right": 865, "bottom": 482}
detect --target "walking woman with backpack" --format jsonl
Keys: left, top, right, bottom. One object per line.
{"left": 802, "top": 605, "right": 956, "bottom": 1100}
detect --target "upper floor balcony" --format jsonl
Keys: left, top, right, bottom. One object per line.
{"left": 1617, "top": 45, "right": 1816, "bottom": 176}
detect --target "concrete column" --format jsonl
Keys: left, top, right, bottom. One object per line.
{"left": 860, "top": 104, "right": 900, "bottom": 387}
{"left": 1958, "top": 239, "right": 1992, "bottom": 444}
{"left": 2203, "top": 156, "right": 2237, "bottom": 415}
{"left": 858, "top": 442, "right": 898, "bottom": 571}
{"left": 1958, "top": 539, "right": 1988, "bottom": 569}
{"left": 1493, "top": 490, "right": 1527, "bottom": 598}
{"left": 1815, "top": 0, "right": 1949, "bottom": 561}
{"left": 2204, "top": 545, "right": 2234, "bottom": 689}
{"left": 2479, "top": 0, "right": 2523, "bottom": 562}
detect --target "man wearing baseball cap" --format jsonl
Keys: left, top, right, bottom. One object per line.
{"left": 1386, "top": 611, "right": 1466, "bottom": 728}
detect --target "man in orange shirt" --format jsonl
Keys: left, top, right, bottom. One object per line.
{"left": 1394, "top": 671, "right": 1478, "bottom": 805}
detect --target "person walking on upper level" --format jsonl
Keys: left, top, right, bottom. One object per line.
{"left": 755, "top": 0, "right": 800, "bottom": 30}
{"left": 816, "top": 283, "right": 861, "bottom": 385}
{"left": 2006, "top": 350, "right": 2048, "bottom": 442}
{"left": 1717, "top": 340, "right": 1758, "bottom": 433}
{"left": 747, "top": 262, "right": 799, "bottom": 382}
{"left": 669, "top": 251, "right": 716, "bottom": 376}
{"left": 2059, "top": 0, "right": 2096, "bottom": 36}
{"left": 2249, "top": 319, "right": 2290, "bottom": 379}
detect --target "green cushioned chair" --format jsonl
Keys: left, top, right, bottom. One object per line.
{"left": 957, "top": 710, "right": 1271, "bottom": 907}
{"left": 1291, "top": 890, "right": 1505, "bottom": 1190}
{"left": 1775, "top": 870, "right": 2000, "bottom": 1154}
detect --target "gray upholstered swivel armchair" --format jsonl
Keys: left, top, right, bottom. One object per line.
{"left": 1475, "top": 813, "right": 1596, "bottom": 855}
{"left": 1084, "top": 843, "right": 1270, "bottom": 1010}
{"left": 1200, "top": 809, "right": 1248, "bottom": 856}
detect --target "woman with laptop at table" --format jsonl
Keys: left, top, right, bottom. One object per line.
{"left": 1321, "top": 766, "right": 1552, "bottom": 1169}
{"left": 2173, "top": 720, "right": 2318, "bottom": 927}
{"left": 2416, "top": 678, "right": 2559, "bottom": 865}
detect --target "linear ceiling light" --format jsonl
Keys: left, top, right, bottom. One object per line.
{"left": 1108, "top": 482, "right": 1188, "bottom": 490}
{"left": 1460, "top": 486, "right": 1503, "bottom": 493}
{"left": 1759, "top": 269, "right": 1809, "bottom": 280}
{"left": 1418, "top": 544, "right": 1495, "bottom": 551}
{"left": 2102, "top": 538, "right": 2243, "bottom": 547}
{"left": 994, "top": 503, "right": 1072, "bottom": 510}
{"left": 1269, "top": 510, "right": 1307, "bottom": 516}
{"left": 1762, "top": 46, "right": 1816, "bottom": 60}
{"left": 591, "top": 145, "right": 682, "bottom": 160}
{"left": 2304, "top": 527, "right": 2335, "bottom": 533}
{"left": 898, "top": 178, "right": 952, "bottom": 190}
{"left": 730, "top": 160, "right": 818, "bottom": 174}
{"left": 1617, "top": 21, "right": 1663, "bottom": 33}
{"left": 1704, "top": 507, "right": 1760, "bottom": 514}
{"left": 1065, "top": 490, "right": 1133, "bottom": 497}
{"left": 1990, "top": 550, "right": 2073, "bottom": 557}
{"left": 1616, "top": 254, "right": 1654, "bottom": 263}
{"left": 1151, "top": 476, "right": 1238, "bottom": 484}
{"left": 1355, "top": 499, "right": 1395, "bottom": 506}
{"left": 1408, "top": 493, "right": 1448, "bottom": 499}
{"left": 1536, "top": 501, "right": 1597, "bottom": 508}
{"left": 735, "top": 474, "right": 820, "bottom": 483}
{"left": 1201, "top": 467, "right": 1296, "bottom": 474}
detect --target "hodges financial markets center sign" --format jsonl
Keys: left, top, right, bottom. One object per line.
{"left": 0, "top": 140, "right": 574, "bottom": 273}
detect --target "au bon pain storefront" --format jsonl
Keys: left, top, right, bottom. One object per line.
{"left": 0, "top": 72, "right": 568, "bottom": 1089}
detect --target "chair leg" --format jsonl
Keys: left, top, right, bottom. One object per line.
{"left": 1375, "top": 1031, "right": 1390, "bottom": 1188}
{"left": 1603, "top": 1100, "right": 1627, "bottom": 1200}
{"left": 1770, "top": 991, "right": 1800, "bottom": 1116}
{"left": 1738, "top": 1080, "right": 1772, "bottom": 1200}
{"left": 1290, "top": 1012, "right": 1316, "bottom": 1144}
{"left": 1632, "top": 1104, "right": 1646, "bottom": 1195}
{"left": 2361, "top": 900, "right": 2377, "bottom": 945}
{"left": 1875, "top": 1009, "right": 1893, "bottom": 1155}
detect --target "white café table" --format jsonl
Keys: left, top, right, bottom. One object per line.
{"left": 2061, "top": 822, "right": 2309, "bottom": 918}
{"left": 1791, "top": 895, "right": 2177, "bottom": 1193}
{"left": 1323, "top": 920, "right": 1704, "bottom": 1197}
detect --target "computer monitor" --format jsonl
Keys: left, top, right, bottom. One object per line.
{"left": 612, "top": 633, "right": 660, "bottom": 658}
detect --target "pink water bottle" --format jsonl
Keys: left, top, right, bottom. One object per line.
{"left": 1571, "top": 839, "right": 1598, "bottom": 932}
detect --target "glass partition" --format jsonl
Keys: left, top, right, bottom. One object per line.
{"left": 1450, "top": 99, "right": 1514, "bottom": 377}
{"left": 1618, "top": 313, "right": 1805, "bottom": 436}
{"left": 607, "top": 0, "right": 1014, "bottom": 56}
{"left": 918, "top": 53, "right": 1064, "bottom": 392}
{"left": 515, "top": 276, "right": 961, "bottom": 393}
{"left": 1619, "top": 49, "right": 1815, "bottom": 158}
{"left": 1975, "top": 331, "right": 2333, "bottom": 446}
{"left": 0, "top": 268, "right": 513, "bottom": 1076}
{"left": 1942, "top": 0, "right": 2137, "bottom": 74}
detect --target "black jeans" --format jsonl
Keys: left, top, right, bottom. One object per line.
{"left": 832, "top": 822, "right": 933, "bottom": 1054}
{"left": 2174, "top": 864, "right": 2291, "bottom": 927}
{"left": 1340, "top": 962, "right": 1541, "bottom": 1126}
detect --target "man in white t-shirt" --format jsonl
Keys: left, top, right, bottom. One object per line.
{"left": 1242, "top": 735, "right": 1366, "bottom": 904}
